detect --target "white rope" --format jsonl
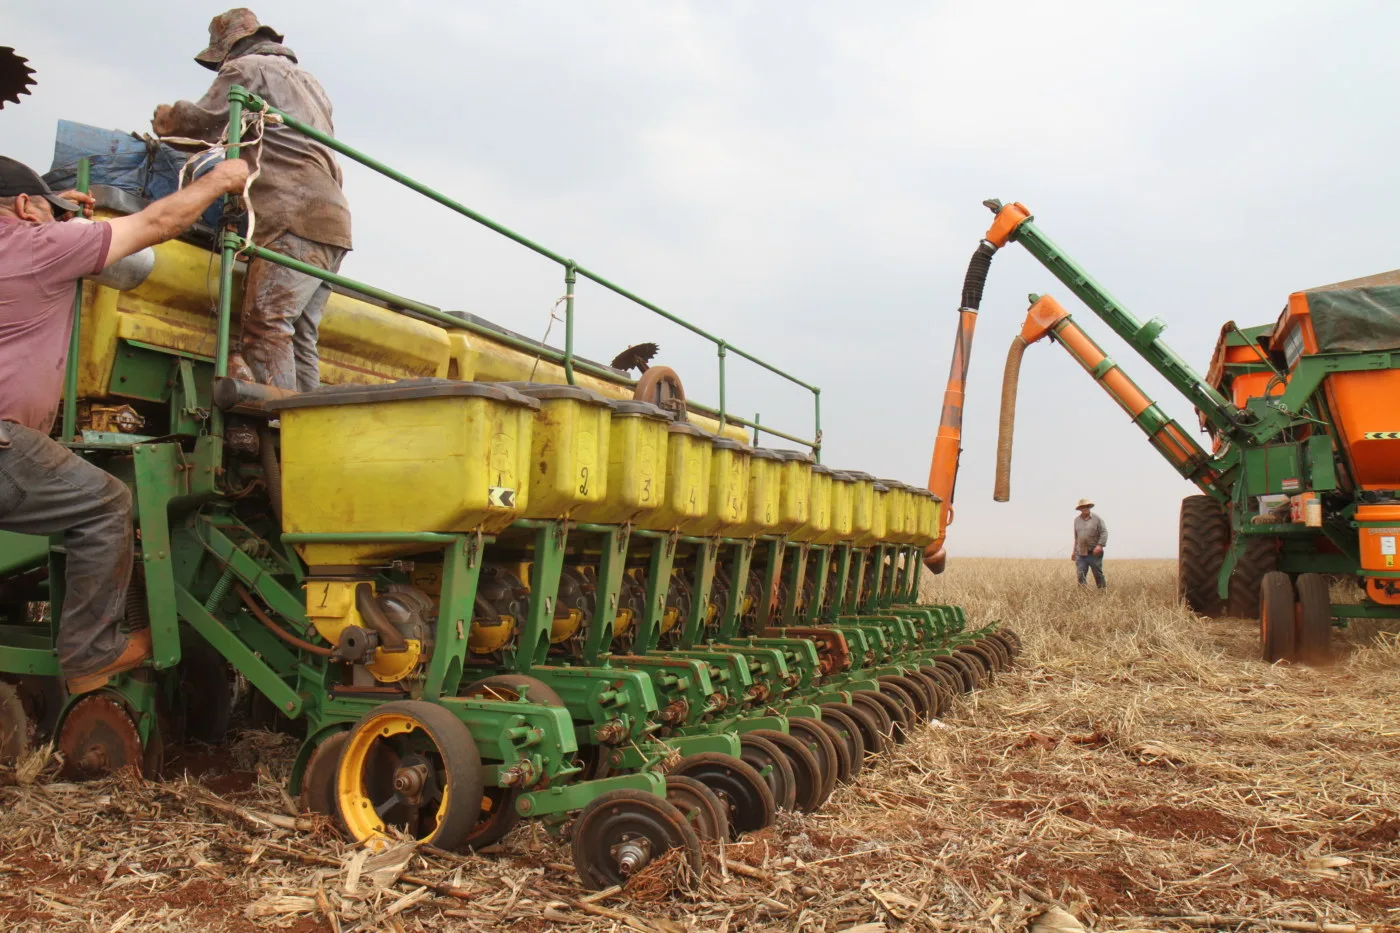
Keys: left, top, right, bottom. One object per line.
{"left": 527, "top": 294, "right": 572, "bottom": 383}
{"left": 157, "top": 108, "right": 275, "bottom": 254}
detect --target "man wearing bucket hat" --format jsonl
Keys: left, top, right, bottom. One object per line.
{"left": 1072, "top": 498, "right": 1108, "bottom": 589}
{"left": 0, "top": 153, "right": 249, "bottom": 692}
{"left": 152, "top": 8, "right": 351, "bottom": 398}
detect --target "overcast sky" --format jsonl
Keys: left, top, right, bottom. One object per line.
{"left": 7, "top": 2, "right": 1398, "bottom": 558}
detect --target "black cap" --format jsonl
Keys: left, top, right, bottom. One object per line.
{"left": 0, "top": 156, "right": 80, "bottom": 213}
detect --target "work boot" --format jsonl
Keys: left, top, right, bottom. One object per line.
{"left": 66, "top": 628, "right": 152, "bottom": 694}
{"left": 227, "top": 351, "right": 254, "bottom": 382}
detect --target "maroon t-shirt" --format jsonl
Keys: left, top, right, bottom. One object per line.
{"left": 0, "top": 216, "right": 112, "bottom": 433}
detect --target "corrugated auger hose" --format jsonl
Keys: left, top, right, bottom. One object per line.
{"left": 993, "top": 334, "right": 1029, "bottom": 502}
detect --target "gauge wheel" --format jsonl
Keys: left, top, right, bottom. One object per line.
{"left": 814, "top": 705, "right": 865, "bottom": 780}
{"left": 879, "top": 674, "right": 931, "bottom": 723}
{"left": 670, "top": 752, "right": 775, "bottom": 838}
{"left": 335, "top": 700, "right": 484, "bottom": 850}
{"left": 300, "top": 730, "right": 349, "bottom": 828}
{"left": 847, "top": 692, "right": 896, "bottom": 747}
{"left": 855, "top": 688, "right": 909, "bottom": 743}
{"left": 570, "top": 789, "right": 703, "bottom": 890}
{"left": 791, "top": 715, "right": 849, "bottom": 787}
{"left": 738, "top": 732, "right": 796, "bottom": 811}
{"left": 664, "top": 773, "right": 729, "bottom": 842}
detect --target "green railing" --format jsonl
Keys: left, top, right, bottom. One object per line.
{"left": 211, "top": 85, "right": 822, "bottom": 456}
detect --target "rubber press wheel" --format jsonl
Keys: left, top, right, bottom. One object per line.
{"left": 664, "top": 774, "right": 729, "bottom": 843}
{"left": 880, "top": 675, "right": 931, "bottom": 723}
{"left": 790, "top": 715, "right": 850, "bottom": 788}
{"left": 933, "top": 656, "right": 973, "bottom": 694}
{"left": 738, "top": 733, "right": 797, "bottom": 811}
{"left": 909, "top": 669, "right": 948, "bottom": 719}
{"left": 1295, "top": 572, "right": 1333, "bottom": 666}
{"left": 822, "top": 701, "right": 881, "bottom": 765}
{"left": 335, "top": 700, "right": 484, "bottom": 850}
{"left": 1259, "top": 571, "right": 1297, "bottom": 664}
{"left": 300, "top": 730, "right": 349, "bottom": 826}
{"left": 780, "top": 719, "right": 841, "bottom": 804}
{"left": 848, "top": 692, "right": 896, "bottom": 747}
{"left": 570, "top": 789, "right": 704, "bottom": 890}
{"left": 853, "top": 689, "right": 908, "bottom": 743}
{"left": 814, "top": 705, "right": 865, "bottom": 780}
{"left": 670, "top": 752, "right": 775, "bottom": 838}
{"left": 747, "top": 729, "right": 824, "bottom": 812}
{"left": 0, "top": 681, "right": 31, "bottom": 764}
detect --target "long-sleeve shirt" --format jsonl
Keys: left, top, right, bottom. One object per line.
{"left": 1073, "top": 513, "right": 1108, "bottom": 556}
{"left": 163, "top": 45, "right": 352, "bottom": 251}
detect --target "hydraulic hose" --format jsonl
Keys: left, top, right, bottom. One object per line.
{"left": 259, "top": 425, "right": 283, "bottom": 522}
{"left": 235, "top": 582, "right": 333, "bottom": 657}
{"left": 925, "top": 240, "right": 999, "bottom": 571}
{"left": 993, "top": 335, "right": 1029, "bottom": 502}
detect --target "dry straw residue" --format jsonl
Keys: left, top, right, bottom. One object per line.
{"left": 1, "top": 558, "right": 1396, "bottom": 932}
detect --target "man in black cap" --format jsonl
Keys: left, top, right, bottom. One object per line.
{"left": 0, "top": 154, "right": 249, "bottom": 692}
{"left": 152, "top": 8, "right": 351, "bottom": 395}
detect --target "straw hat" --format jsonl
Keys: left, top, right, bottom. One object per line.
{"left": 1075, "top": 498, "right": 1094, "bottom": 510}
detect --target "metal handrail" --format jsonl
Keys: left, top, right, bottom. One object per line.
{"left": 212, "top": 85, "right": 821, "bottom": 456}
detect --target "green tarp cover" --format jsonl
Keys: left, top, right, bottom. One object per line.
{"left": 1303, "top": 269, "right": 1400, "bottom": 352}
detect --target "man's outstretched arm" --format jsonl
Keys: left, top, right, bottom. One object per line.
{"left": 104, "top": 160, "right": 249, "bottom": 266}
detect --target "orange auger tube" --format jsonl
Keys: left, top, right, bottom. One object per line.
{"left": 994, "top": 294, "right": 1224, "bottom": 501}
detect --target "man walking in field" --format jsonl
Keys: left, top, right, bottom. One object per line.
{"left": 1072, "top": 498, "right": 1108, "bottom": 589}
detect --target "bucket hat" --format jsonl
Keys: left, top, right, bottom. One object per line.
{"left": 195, "top": 8, "right": 283, "bottom": 71}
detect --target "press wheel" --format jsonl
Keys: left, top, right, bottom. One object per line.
{"left": 670, "top": 752, "right": 775, "bottom": 838}
{"left": 847, "top": 692, "right": 895, "bottom": 747}
{"left": 300, "top": 730, "right": 349, "bottom": 824}
{"left": 570, "top": 789, "right": 703, "bottom": 890}
{"left": 56, "top": 692, "right": 146, "bottom": 779}
{"left": 750, "top": 717, "right": 823, "bottom": 806}
{"left": 791, "top": 715, "right": 849, "bottom": 788}
{"left": 855, "top": 688, "right": 909, "bottom": 743}
{"left": 879, "top": 675, "right": 931, "bottom": 723}
{"left": 664, "top": 774, "right": 729, "bottom": 842}
{"left": 816, "top": 704, "right": 867, "bottom": 779}
{"left": 738, "top": 732, "right": 797, "bottom": 811}
{"left": 0, "top": 681, "right": 31, "bottom": 764}
{"left": 335, "top": 700, "right": 484, "bottom": 850}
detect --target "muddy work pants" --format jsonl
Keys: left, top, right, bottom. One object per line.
{"left": 0, "top": 422, "right": 134, "bottom": 679}
{"left": 240, "top": 231, "right": 347, "bottom": 392}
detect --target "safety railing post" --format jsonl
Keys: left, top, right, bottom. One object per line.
{"left": 813, "top": 388, "right": 822, "bottom": 463}
{"left": 717, "top": 341, "right": 727, "bottom": 427}
{"left": 753, "top": 412, "right": 761, "bottom": 447}
{"left": 61, "top": 157, "right": 91, "bottom": 441}
{"left": 211, "top": 87, "right": 247, "bottom": 438}
{"left": 563, "top": 261, "right": 577, "bottom": 385}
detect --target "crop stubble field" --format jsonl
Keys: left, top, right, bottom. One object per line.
{"left": 1, "top": 558, "right": 1397, "bottom": 932}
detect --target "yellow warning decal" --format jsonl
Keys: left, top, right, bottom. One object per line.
{"left": 1363, "top": 432, "right": 1400, "bottom": 439}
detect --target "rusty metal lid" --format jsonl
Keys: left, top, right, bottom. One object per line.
{"left": 667, "top": 421, "right": 709, "bottom": 438}
{"left": 771, "top": 449, "right": 816, "bottom": 464}
{"left": 749, "top": 447, "right": 782, "bottom": 461}
{"left": 710, "top": 437, "right": 750, "bottom": 452}
{"left": 608, "top": 399, "right": 671, "bottom": 420}
{"left": 812, "top": 464, "right": 834, "bottom": 475}
{"left": 873, "top": 482, "right": 891, "bottom": 493}
{"left": 841, "top": 470, "right": 876, "bottom": 482}
{"left": 503, "top": 382, "right": 612, "bottom": 406}
{"left": 829, "top": 470, "right": 856, "bottom": 483}
{"left": 264, "top": 378, "right": 539, "bottom": 412}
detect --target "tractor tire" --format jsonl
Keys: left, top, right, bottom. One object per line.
{"left": 1227, "top": 536, "right": 1279, "bottom": 619}
{"left": 1259, "top": 571, "right": 1297, "bottom": 663}
{"left": 1295, "top": 573, "right": 1333, "bottom": 666}
{"left": 1178, "top": 495, "right": 1228, "bottom": 616}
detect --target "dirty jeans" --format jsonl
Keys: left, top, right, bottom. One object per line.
{"left": 0, "top": 422, "right": 134, "bottom": 678}
{"left": 240, "top": 231, "right": 347, "bottom": 392}
{"left": 1076, "top": 552, "right": 1106, "bottom": 589}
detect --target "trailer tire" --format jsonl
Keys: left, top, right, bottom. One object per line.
{"left": 1178, "top": 495, "right": 1228, "bottom": 616}
{"left": 1259, "top": 571, "right": 1297, "bottom": 663}
{"left": 1228, "top": 536, "right": 1279, "bottom": 619}
{"left": 1294, "top": 573, "right": 1333, "bottom": 666}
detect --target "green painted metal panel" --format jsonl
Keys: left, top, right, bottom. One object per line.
{"left": 108, "top": 340, "right": 177, "bottom": 402}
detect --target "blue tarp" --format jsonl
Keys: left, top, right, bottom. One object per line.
{"left": 43, "top": 120, "right": 224, "bottom": 228}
